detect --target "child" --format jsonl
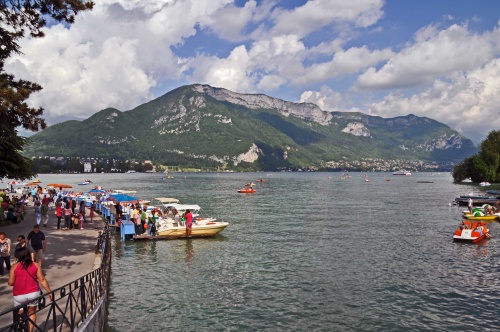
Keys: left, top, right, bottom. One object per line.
{"left": 79, "top": 213, "right": 84, "bottom": 230}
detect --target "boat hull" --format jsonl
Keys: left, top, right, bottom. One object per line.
{"left": 453, "top": 234, "right": 488, "bottom": 243}
{"left": 157, "top": 222, "right": 229, "bottom": 237}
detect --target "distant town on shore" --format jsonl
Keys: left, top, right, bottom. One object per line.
{"left": 29, "top": 156, "right": 452, "bottom": 173}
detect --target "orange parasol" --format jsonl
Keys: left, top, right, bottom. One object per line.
{"left": 48, "top": 183, "right": 73, "bottom": 190}
{"left": 26, "top": 182, "right": 41, "bottom": 186}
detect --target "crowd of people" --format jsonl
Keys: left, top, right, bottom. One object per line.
{"left": 113, "top": 201, "right": 194, "bottom": 237}
{"left": 1, "top": 187, "right": 97, "bottom": 232}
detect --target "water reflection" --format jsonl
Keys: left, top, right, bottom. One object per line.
{"left": 185, "top": 239, "right": 193, "bottom": 263}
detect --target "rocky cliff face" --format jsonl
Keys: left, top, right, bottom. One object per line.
{"left": 194, "top": 84, "right": 332, "bottom": 125}
{"left": 341, "top": 122, "right": 371, "bottom": 137}
{"left": 421, "top": 134, "right": 464, "bottom": 150}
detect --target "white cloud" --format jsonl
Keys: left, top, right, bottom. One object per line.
{"left": 272, "top": 0, "right": 384, "bottom": 37}
{"left": 5, "top": 0, "right": 233, "bottom": 122}
{"left": 204, "top": 0, "right": 257, "bottom": 42}
{"left": 299, "top": 86, "right": 343, "bottom": 112}
{"left": 189, "top": 46, "right": 254, "bottom": 92}
{"left": 368, "top": 58, "right": 500, "bottom": 141}
{"left": 292, "top": 46, "right": 394, "bottom": 85}
{"left": 357, "top": 24, "right": 494, "bottom": 89}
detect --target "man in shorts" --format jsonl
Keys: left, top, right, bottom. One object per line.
{"left": 27, "top": 225, "right": 46, "bottom": 267}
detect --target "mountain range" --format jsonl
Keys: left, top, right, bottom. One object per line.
{"left": 24, "top": 84, "right": 477, "bottom": 171}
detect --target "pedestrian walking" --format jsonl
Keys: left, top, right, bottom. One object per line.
{"left": 27, "top": 225, "right": 46, "bottom": 268}
{"left": 8, "top": 246, "right": 52, "bottom": 332}
{"left": 41, "top": 202, "right": 49, "bottom": 227}
{"left": 0, "top": 232, "right": 11, "bottom": 276}
{"left": 34, "top": 201, "right": 42, "bottom": 225}
{"left": 64, "top": 203, "right": 72, "bottom": 230}
{"left": 15, "top": 235, "right": 35, "bottom": 262}
{"left": 55, "top": 202, "right": 63, "bottom": 229}
{"left": 79, "top": 201, "right": 86, "bottom": 223}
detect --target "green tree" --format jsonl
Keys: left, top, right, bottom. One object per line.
{"left": 453, "top": 130, "right": 500, "bottom": 182}
{"left": 0, "top": 0, "right": 93, "bottom": 180}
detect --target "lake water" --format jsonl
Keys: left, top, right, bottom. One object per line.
{"left": 26, "top": 172, "right": 500, "bottom": 331}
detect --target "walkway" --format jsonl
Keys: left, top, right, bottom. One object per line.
{"left": 0, "top": 200, "right": 106, "bottom": 313}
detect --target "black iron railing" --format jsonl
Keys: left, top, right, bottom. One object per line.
{"left": 0, "top": 227, "right": 111, "bottom": 332}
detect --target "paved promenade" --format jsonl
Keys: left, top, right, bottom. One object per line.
{"left": 0, "top": 201, "right": 106, "bottom": 313}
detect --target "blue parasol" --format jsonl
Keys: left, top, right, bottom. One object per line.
{"left": 110, "top": 193, "right": 138, "bottom": 203}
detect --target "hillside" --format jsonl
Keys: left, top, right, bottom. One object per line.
{"left": 24, "top": 84, "right": 477, "bottom": 171}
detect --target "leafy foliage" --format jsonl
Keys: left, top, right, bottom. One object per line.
{"left": 0, "top": 0, "right": 93, "bottom": 179}
{"left": 452, "top": 130, "right": 500, "bottom": 182}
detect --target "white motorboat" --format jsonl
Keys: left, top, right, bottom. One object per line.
{"left": 392, "top": 170, "right": 411, "bottom": 176}
{"left": 150, "top": 198, "right": 228, "bottom": 237}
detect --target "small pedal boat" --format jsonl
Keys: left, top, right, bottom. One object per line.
{"left": 238, "top": 188, "right": 256, "bottom": 193}
{"left": 453, "top": 220, "right": 490, "bottom": 243}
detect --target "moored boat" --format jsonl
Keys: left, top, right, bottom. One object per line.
{"left": 454, "top": 193, "right": 500, "bottom": 206}
{"left": 392, "top": 170, "right": 411, "bottom": 176}
{"left": 151, "top": 200, "right": 228, "bottom": 238}
{"left": 462, "top": 214, "right": 499, "bottom": 221}
{"left": 453, "top": 220, "right": 490, "bottom": 242}
{"left": 238, "top": 188, "right": 256, "bottom": 193}
{"left": 155, "top": 219, "right": 229, "bottom": 237}
{"left": 486, "top": 189, "right": 500, "bottom": 195}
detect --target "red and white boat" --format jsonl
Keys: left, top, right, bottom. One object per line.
{"left": 453, "top": 220, "right": 490, "bottom": 242}
{"left": 238, "top": 188, "right": 256, "bottom": 194}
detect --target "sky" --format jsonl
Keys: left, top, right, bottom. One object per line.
{"left": 6, "top": 0, "right": 500, "bottom": 143}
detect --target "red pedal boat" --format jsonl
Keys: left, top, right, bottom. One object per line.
{"left": 453, "top": 220, "right": 491, "bottom": 242}
{"left": 238, "top": 188, "right": 256, "bottom": 194}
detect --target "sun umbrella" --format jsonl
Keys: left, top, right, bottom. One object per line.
{"left": 25, "top": 182, "right": 41, "bottom": 186}
{"left": 110, "top": 193, "right": 138, "bottom": 203}
{"left": 48, "top": 183, "right": 73, "bottom": 190}
{"left": 8, "top": 181, "right": 22, "bottom": 185}
{"left": 89, "top": 189, "right": 105, "bottom": 193}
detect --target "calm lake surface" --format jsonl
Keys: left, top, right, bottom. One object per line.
{"left": 34, "top": 172, "right": 500, "bottom": 331}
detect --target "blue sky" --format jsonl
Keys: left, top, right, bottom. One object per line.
{"left": 7, "top": 0, "right": 500, "bottom": 143}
